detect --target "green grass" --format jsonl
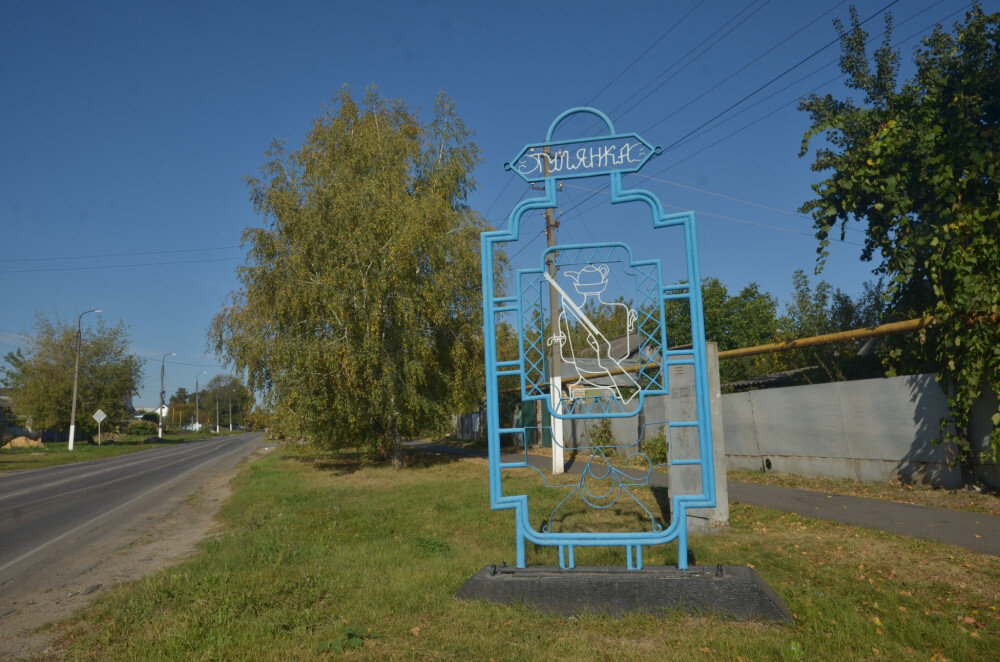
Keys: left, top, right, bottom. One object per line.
{"left": 0, "top": 429, "right": 243, "bottom": 473}
{"left": 51, "top": 449, "right": 999, "bottom": 661}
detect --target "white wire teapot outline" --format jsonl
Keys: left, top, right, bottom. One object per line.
{"left": 545, "top": 263, "right": 641, "bottom": 404}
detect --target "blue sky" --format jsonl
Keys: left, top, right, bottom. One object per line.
{"left": 0, "top": 0, "right": 989, "bottom": 407}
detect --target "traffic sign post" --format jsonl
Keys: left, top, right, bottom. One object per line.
{"left": 93, "top": 409, "right": 107, "bottom": 445}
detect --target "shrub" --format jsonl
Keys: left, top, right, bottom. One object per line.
{"left": 126, "top": 420, "right": 157, "bottom": 437}
{"left": 641, "top": 426, "right": 669, "bottom": 466}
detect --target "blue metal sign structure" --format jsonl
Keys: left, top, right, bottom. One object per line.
{"left": 480, "top": 107, "right": 715, "bottom": 570}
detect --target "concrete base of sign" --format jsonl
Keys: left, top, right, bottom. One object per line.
{"left": 456, "top": 564, "right": 792, "bottom": 622}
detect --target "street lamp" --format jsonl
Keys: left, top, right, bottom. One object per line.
{"left": 68, "top": 308, "right": 102, "bottom": 451}
{"left": 158, "top": 352, "right": 176, "bottom": 438}
{"left": 194, "top": 370, "right": 206, "bottom": 431}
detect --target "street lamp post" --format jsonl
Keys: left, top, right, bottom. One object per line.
{"left": 158, "top": 352, "right": 176, "bottom": 439}
{"left": 194, "top": 370, "right": 206, "bottom": 431}
{"left": 68, "top": 308, "right": 101, "bottom": 451}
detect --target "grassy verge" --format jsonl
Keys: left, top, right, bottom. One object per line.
{"left": 422, "top": 439, "right": 1000, "bottom": 517}
{"left": 50, "top": 448, "right": 998, "bottom": 661}
{"left": 0, "top": 429, "right": 243, "bottom": 473}
{"left": 730, "top": 470, "right": 1000, "bottom": 517}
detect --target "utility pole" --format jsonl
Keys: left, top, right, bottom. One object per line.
{"left": 228, "top": 391, "right": 233, "bottom": 431}
{"left": 542, "top": 147, "right": 565, "bottom": 475}
{"left": 194, "top": 371, "right": 206, "bottom": 431}
{"left": 216, "top": 398, "right": 220, "bottom": 434}
{"left": 68, "top": 308, "right": 101, "bottom": 451}
{"left": 159, "top": 352, "right": 175, "bottom": 439}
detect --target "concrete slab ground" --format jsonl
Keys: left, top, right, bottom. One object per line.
{"left": 457, "top": 564, "right": 792, "bottom": 621}
{"left": 404, "top": 441, "right": 1000, "bottom": 556}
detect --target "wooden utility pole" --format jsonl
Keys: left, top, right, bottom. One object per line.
{"left": 542, "top": 146, "right": 565, "bottom": 474}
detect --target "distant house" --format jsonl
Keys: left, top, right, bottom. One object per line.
{"left": 0, "top": 390, "right": 29, "bottom": 439}
{"left": 133, "top": 406, "right": 168, "bottom": 419}
{"left": 0, "top": 392, "right": 13, "bottom": 436}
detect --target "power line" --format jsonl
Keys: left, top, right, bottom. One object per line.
{"left": 136, "top": 355, "right": 227, "bottom": 369}
{"left": 634, "top": 173, "right": 864, "bottom": 234}
{"left": 638, "top": 0, "right": 849, "bottom": 134}
{"left": 584, "top": 0, "right": 707, "bottom": 106}
{"left": 668, "top": 0, "right": 950, "bottom": 150}
{"left": 652, "top": 0, "right": 974, "bottom": 173}
{"left": 657, "top": 0, "right": 901, "bottom": 147}
{"left": 0, "top": 245, "right": 242, "bottom": 263}
{"left": 560, "top": 181, "right": 865, "bottom": 247}
{"left": 507, "top": 230, "right": 546, "bottom": 262}
{"left": 483, "top": 176, "right": 516, "bottom": 219}
{"left": 0, "top": 329, "right": 226, "bottom": 369}
{"left": 557, "top": 0, "right": 965, "bottom": 219}
{"left": 611, "top": 0, "right": 773, "bottom": 122}
{"left": 0, "top": 256, "right": 241, "bottom": 274}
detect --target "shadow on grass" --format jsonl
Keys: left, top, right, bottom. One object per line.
{"left": 651, "top": 485, "right": 672, "bottom": 529}
{"left": 403, "top": 449, "right": 463, "bottom": 469}
{"left": 299, "top": 451, "right": 366, "bottom": 477}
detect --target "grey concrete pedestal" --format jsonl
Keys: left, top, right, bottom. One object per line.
{"left": 457, "top": 564, "right": 791, "bottom": 622}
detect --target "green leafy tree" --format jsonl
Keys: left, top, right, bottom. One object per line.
{"left": 209, "top": 87, "right": 492, "bottom": 465}
{"left": 778, "top": 270, "right": 888, "bottom": 383}
{"left": 798, "top": 6, "right": 1000, "bottom": 469}
{"left": 663, "top": 278, "right": 784, "bottom": 385}
{"left": 168, "top": 387, "right": 192, "bottom": 428}
{"left": 0, "top": 313, "right": 143, "bottom": 439}
{"left": 202, "top": 374, "right": 253, "bottom": 429}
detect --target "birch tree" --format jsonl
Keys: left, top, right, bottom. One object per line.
{"left": 210, "top": 87, "right": 492, "bottom": 464}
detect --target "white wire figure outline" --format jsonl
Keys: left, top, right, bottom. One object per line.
{"left": 545, "top": 263, "right": 640, "bottom": 404}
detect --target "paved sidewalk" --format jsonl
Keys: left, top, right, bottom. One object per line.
{"left": 728, "top": 481, "right": 999, "bottom": 556}
{"left": 404, "top": 440, "right": 1000, "bottom": 556}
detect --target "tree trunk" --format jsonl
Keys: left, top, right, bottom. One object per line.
{"left": 958, "top": 424, "right": 977, "bottom": 487}
{"left": 391, "top": 423, "right": 403, "bottom": 469}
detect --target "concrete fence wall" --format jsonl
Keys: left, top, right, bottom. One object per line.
{"left": 722, "top": 373, "right": 999, "bottom": 490}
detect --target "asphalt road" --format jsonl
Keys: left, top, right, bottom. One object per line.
{"left": 0, "top": 432, "right": 264, "bottom": 632}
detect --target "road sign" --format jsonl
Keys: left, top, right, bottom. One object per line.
{"left": 92, "top": 409, "right": 107, "bottom": 423}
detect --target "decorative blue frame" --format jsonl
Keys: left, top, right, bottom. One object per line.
{"left": 480, "top": 107, "right": 715, "bottom": 570}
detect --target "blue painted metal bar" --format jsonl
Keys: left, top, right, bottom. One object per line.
{"left": 480, "top": 106, "right": 716, "bottom": 571}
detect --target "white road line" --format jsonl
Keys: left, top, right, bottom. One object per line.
{"left": 0, "top": 438, "right": 256, "bottom": 575}
{"left": 0, "top": 442, "right": 231, "bottom": 515}
{"left": 0, "top": 437, "right": 231, "bottom": 502}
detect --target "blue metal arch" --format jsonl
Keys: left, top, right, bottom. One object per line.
{"left": 481, "top": 107, "right": 716, "bottom": 570}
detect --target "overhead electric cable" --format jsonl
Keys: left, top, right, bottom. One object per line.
{"left": 611, "top": 0, "right": 773, "bottom": 121}
{"left": 483, "top": 177, "right": 516, "bottom": 219}
{"left": 655, "top": 0, "right": 901, "bottom": 145}
{"left": 637, "top": 0, "right": 849, "bottom": 133}
{"left": 653, "top": 0, "right": 974, "bottom": 172}
{"left": 558, "top": 0, "right": 964, "bottom": 219}
{"left": 0, "top": 245, "right": 242, "bottom": 263}
{"left": 635, "top": 173, "right": 864, "bottom": 234}
{"left": 561, "top": 182, "right": 865, "bottom": 247}
{"left": 0, "top": 256, "right": 241, "bottom": 274}
{"left": 585, "top": 0, "right": 708, "bottom": 106}
{"left": 669, "top": 0, "right": 949, "bottom": 148}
